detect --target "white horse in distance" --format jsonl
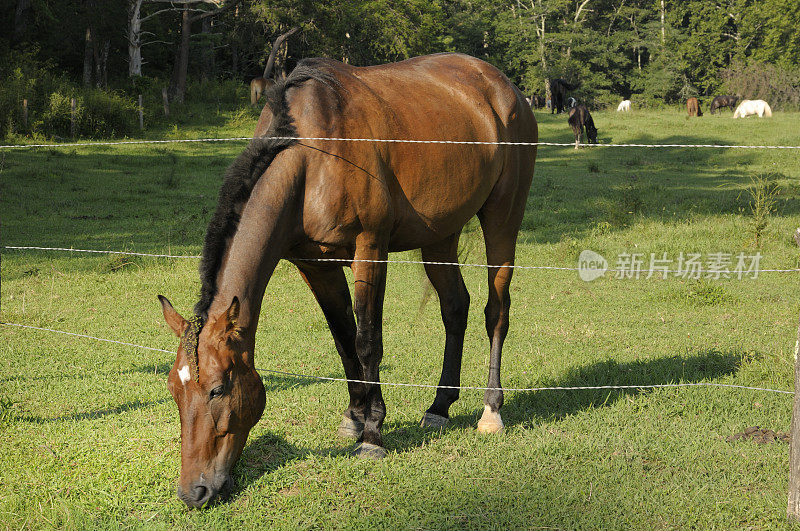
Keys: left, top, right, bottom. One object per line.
{"left": 733, "top": 99, "right": 772, "bottom": 118}
{"left": 617, "top": 100, "right": 631, "bottom": 112}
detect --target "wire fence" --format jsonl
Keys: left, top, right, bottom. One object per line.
{"left": 2, "top": 136, "right": 800, "bottom": 151}
{"left": 5, "top": 245, "right": 800, "bottom": 275}
{"left": 0, "top": 322, "right": 792, "bottom": 395}
{"left": 2, "top": 132, "right": 798, "bottom": 399}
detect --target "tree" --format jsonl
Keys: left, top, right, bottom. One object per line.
{"left": 161, "top": 0, "right": 242, "bottom": 102}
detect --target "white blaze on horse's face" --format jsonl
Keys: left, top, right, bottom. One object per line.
{"left": 178, "top": 365, "right": 191, "bottom": 385}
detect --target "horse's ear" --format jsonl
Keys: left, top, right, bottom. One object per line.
{"left": 223, "top": 297, "right": 243, "bottom": 341}
{"left": 158, "top": 295, "right": 187, "bottom": 337}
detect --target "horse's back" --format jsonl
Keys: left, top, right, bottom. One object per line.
{"left": 281, "top": 54, "right": 537, "bottom": 249}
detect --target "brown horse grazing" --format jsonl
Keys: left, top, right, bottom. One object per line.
{"left": 687, "top": 97, "right": 703, "bottom": 117}
{"left": 159, "top": 53, "right": 538, "bottom": 508}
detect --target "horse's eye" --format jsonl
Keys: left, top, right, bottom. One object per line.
{"left": 209, "top": 385, "right": 224, "bottom": 400}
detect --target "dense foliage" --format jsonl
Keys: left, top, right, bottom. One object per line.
{"left": 2, "top": 0, "right": 799, "bottom": 138}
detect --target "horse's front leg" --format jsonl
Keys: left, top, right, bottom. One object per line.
{"left": 296, "top": 263, "right": 366, "bottom": 440}
{"left": 351, "top": 233, "right": 389, "bottom": 458}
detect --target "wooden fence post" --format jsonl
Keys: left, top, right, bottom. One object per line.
{"left": 788, "top": 227, "right": 800, "bottom": 520}
{"left": 22, "top": 99, "right": 28, "bottom": 129}
{"left": 70, "top": 98, "right": 76, "bottom": 138}
{"left": 138, "top": 94, "right": 144, "bottom": 130}
{"left": 162, "top": 87, "right": 169, "bottom": 117}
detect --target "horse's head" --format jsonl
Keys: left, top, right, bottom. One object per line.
{"left": 586, "top": 123, "right": 598, "bottom": 144}
{"left": 158, "top": 295, "right": 266, "bottom": 509}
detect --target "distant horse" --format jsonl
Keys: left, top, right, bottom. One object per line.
{"left": 566, "top": 97, "right": 577, "bottom": 109}
{"left": 159, "top": 53, "right": 538, "bottom": 509}
{"left": 250, "top": 78, "right": 273, "bottom": 105}
{"left": 550, "top": 78, "right": 578, "bottom": 114}
{"left": 617, "top": 100, "right": 631, "bottom": 112}
{"left": 709, "top": 95, "right": 738, "bottom": 114}
{"left": 686, "top": 97, "right": 702, "bottom": 117}
{"left": 733, "top": 99, "right": 772, "bottom": 118}
{"left": 568, "top": 104, "right": 597, "bottom": 149}
{"left": 527, "top": 94, "right": 545, "bottom": 108}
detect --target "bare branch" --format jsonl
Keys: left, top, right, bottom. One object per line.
{"left": 574, "top": 0, "right": 591, "bottom": 22}
{"left": 141, "top": 7, "right": 200, "bottom": 21}
{"left": 263, "top": 26, "right": 300, "bottom": 79}
{"left": 189, "top": 0, "right": 242, "bottom": 23}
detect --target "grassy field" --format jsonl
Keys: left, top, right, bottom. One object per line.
{"left": 2, "top": 106, "right": 800, "bottom": 529}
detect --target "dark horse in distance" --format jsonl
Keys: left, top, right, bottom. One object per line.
{"left": 550, "top": 78, "right": 578, "bottom": 114}
{"left": 568, "top": 104, "right": 597, "bottom": 149}
{"left": 709, "top": 95, "right": 739, "bottom": 114}
{"left": 158, "top": 53, "right": 538, "bottom": 508}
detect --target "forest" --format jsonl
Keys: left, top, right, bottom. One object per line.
{"left": 2, "top": 0, "right": 800, "bottom": 139}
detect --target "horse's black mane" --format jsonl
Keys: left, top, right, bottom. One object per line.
{"left": 194, "top": 60, "right": 340, "bottom": 317}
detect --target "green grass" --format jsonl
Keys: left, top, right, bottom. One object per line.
{"left": 2, "top": 109, "right": 800, "bottom": 528}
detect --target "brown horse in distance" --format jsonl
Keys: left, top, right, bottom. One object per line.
{"left": 687, "top": 97, "right": 703, "bottom": 117}
{"left": 159, "top": 53, "right": 538, "bottom": 508}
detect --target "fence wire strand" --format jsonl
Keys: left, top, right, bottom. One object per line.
{"left": 2, "top": 136, "right": 800, "bottom": 150}
{"left": 5, "top": 245, "right": 800, "bottom": 274}
{"left": 1, "top": 322, "right": 792, "bottom": 395}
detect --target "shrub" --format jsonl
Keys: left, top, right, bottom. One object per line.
{"left": 720, "top": 61, "right": 800, "bottom": 110}
{"left": 1, "top": 50, "right": 139, "bottom": 139}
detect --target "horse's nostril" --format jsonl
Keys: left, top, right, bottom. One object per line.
{"left": 192, "top": 484, "right": 208, "bottom": 503}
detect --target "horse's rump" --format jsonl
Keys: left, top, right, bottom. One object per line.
{"left": 687, "top": 97, "right": 702, "bottom": 117}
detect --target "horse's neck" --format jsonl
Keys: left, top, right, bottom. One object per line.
{"left": 206, "top": 153, "right": 302, "bottom": 335}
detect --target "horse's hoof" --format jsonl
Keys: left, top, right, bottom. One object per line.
{"left": 337, "top": 416, "right": 364, "bottom": 439}
{"left": 477, "top": 406, "right": 504, "bottom": 434}
{"left": 420, "top": 412, "right": 449, "bottom": 429}
{"left": 353, "top": 442, "right": 387, "bottom": 460}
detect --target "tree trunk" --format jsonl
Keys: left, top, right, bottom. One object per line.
{"left": 231, "top": 39, "right": 238, "bottom": 77}
{"left": 540, "top": 12, "right": 550, "bottom": 105}
{"left": 92, "top": 29, "right": 103, "bottom": 88}
{"left": 100, "top": 39, "right": 110, "bottom": 88}
{"left": 13, "top": 0, "right": 31, "bottom": 43}
{"left": 170, "top": 7, "right": 192, "bottom": 103}
{"left": 200, "top": 17, "right": 214, "bottom": 81}
{"left": 127, "top": 0, "right": 143, "bottom": 77}
{"left": 660, "top": 0, "right": 666, "bottom": 45}
{"left": 83, "top": 26, "right": 94, "bottom": 88}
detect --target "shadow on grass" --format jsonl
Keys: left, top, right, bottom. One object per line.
{"left": 225, "top": 348, "right": 746, "bottom": 501}
{"left": 13, "top": 372, "right": 332, "bottom": 424}
{"left": 380, "top": 349, "right": 747, "bottom": 452}
{"left": 5, "top": 130, "right": 800, "bottom": 253}
{"left": 499, "top": 348, "right": 745, "bottom": 426}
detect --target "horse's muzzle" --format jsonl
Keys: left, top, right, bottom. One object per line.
{"left": 177, "top": 475, "right": 232, "bottom": 509}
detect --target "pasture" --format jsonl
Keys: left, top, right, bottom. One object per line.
{"left": 2, "top": 108, "right": 800, "bottom": 528}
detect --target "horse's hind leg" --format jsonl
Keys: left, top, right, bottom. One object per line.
{"left": 296, "top": 264, "right": 367, "bottom": 440}
{"left": 419, "top": 234, "right": 470, "bottom": 429}
{"left": 475, "top": 158, "right": 533, "bottom": 434}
